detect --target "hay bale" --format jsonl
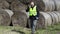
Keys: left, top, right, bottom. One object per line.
{"left": 51, "top": 12, "right": 59, "bottom": 24}
{"left": 11, "top": 0, "right": 27, "bottom": 11}
{"left": 53, "top": 0, "right": 60, "bottom": 11}
{"left": 12, "top": 10, "right": 27, "bottom": 27}
{"left": 47, "top": 12, "right": 59, "bottom": 25}
{"left": 47, "top": 12, "right": 55, "bottom": 25}
{"left": 0, "top": 0, "right": 9, "bottom": 9}
{"left": 0, "top": 9, "right": 12, "bottom": 26}
{"left": 47, "top": 12, "right": 59, "bottom": 24}
{"left": 49, "top": 0, "right": 55, "bottom": 11}
{"left": 53, "top": 11, "right": 60, "bottom": 23}
{"left": 38, "top": 0, "right": 55, "bottom": 11}
{"left": 36, "top": 12, "right": 52, "bottom": 29}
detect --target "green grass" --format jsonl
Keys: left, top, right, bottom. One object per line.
{"left": 0, "top": 23, "right": 60, "bottom": 34}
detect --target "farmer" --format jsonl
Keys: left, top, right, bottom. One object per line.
{"left": 26, "top": 1, "right": 39, "bottom": 34}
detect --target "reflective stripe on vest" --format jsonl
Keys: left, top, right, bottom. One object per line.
{"left": 29, "top": 6, "right": 37, "bottom": 16}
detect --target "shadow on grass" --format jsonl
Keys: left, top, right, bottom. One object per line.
{"left": 12, "top": 30, "right": 25, "bottom": 34}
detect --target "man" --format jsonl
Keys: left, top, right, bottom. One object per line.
{"left": 26, "top": 1, "right": 39, "bottom": 34}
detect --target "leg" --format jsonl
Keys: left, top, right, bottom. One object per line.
{"left": 31, "top": 20, "right": 37, "bottom": 34}
{"left": 30, "top": 19, "right": 33, "bottom": 28}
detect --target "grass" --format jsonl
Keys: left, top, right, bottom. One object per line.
{"left": 0, "top": 23, "right": 60, "bottom": 34}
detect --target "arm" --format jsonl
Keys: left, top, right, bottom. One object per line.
{"left": 36, "top": 6, "right": 40, "bottom": 20}
{"left": 26, "top": 6, "right": 29, "bottom": 18}
{"left": 36, "top": 6, "right": 39, "bottom": 17}
{"left": 26, "top": 6, "right": 29, "bottom": 12}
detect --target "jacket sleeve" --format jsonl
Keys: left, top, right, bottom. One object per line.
{"left": 36, "top": 6, "right": 39, "bottom": 17}
{"left": 26, "top": 6, "right": 29, "bottom": 12}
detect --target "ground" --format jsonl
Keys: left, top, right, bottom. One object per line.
{"left": 0, "top": 23, "right": 60, "bottom": 34}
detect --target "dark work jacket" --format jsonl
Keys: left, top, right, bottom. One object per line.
{"left": 26, "top": 6, "right": 39, "bottom": 20}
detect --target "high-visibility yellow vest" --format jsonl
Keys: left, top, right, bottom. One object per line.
{"left": 29, "top": 6, "right": 37, "bottom": 16}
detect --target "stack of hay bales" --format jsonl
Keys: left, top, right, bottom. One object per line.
{"left": 36, "top": 0, "right": 60, "bottom": 29}
{"left": 0, "top": 0, "right": 60, "bottom": 29}
{"left": 37, "top": 11, "right": 60, "bottom": 29}
{"left": 3, "top": 0, "right": 60, "bottom": 11}
{"left": 0, "top": 0, "right": 28, "bottom": 27}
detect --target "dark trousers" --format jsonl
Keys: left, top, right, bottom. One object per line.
{"left": 30, "top": 19, "right": 37, "bottom": 34}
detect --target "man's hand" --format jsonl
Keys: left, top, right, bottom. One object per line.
{"left": 36, "top": 17, "right": 39, "bottom": 20}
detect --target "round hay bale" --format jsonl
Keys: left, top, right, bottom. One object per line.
{"left": 49, "top": 0, "right": 55, "bottom": 11}
{"left": 51, "top": 12, "right": 59, "bottom": 24}
{"left": 47, "top": 12, "right": 55, "bottom": 25}
{"left": 53, "top": 11, "right": 60, "bottom": 23}
{"left": 12, "top": 10, "right": 27, "bottom": 27}
{"left": 37, "top": 12, "right": 52, "bottom": 29}
{"left": 0, "top": 0, "right": 9, "bottom": 9}
{"left": 11, "top": 0, "right": 27, "bottom": 11}
{"left": 0, "top": 9, "right": 12, "bottom": 26}
{"left": 53, "top": 0, "right": 60, "bottom": 11}
{"left": 2, "top": 1, "right": 9, "bottom": 9}
{"left": 40, "top": 0, "right": 55, "bottom": 11}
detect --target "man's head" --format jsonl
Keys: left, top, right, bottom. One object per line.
{"left": 30, "top": 2, "right": 35, "bottom": 7}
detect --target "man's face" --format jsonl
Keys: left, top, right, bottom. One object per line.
{"left": 31, "top": 2, "right": 34, "bottom": 7}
